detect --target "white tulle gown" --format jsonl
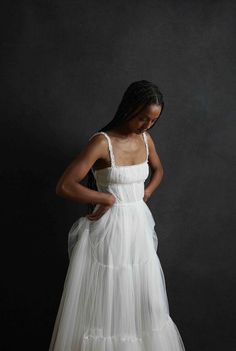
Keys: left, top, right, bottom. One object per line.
{"left": 49, "top": 131, "right": 186, "bottom": 351}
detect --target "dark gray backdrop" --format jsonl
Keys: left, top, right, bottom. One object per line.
{"left": 2, "top": 0, "right": 236, "bottom": 350}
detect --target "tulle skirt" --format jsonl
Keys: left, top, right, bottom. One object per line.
{"left": 49, "top": 200, "right": 185, "bottom": 351}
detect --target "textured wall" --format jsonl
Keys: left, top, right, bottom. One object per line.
{"left": 2, "top": 0, "right": 236, "bottom": 350}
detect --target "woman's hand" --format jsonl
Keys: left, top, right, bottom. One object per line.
{"left": 143, "top": 189, "right": 152, "bottom": 202}
{"left": 86, "top": 193, "right": 116, "bottom": 221}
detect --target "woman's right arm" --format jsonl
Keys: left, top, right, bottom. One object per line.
{"left": 55, "top": 135, "right": 115, "bottom": 207}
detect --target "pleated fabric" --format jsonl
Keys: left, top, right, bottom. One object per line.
{"left": 49, "top": 132, "right": 185, "bottom": 351}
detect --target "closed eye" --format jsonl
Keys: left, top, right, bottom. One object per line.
{"left": 140, "top": 116, "right": 158, "bottom": 123}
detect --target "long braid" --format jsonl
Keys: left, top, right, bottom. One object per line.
{"left": 86, "top": 80, "right": 164, "bottom": 214}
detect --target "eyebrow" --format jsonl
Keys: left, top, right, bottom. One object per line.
{"left": 143, "top": 113, "right": 158, "bottom": 119}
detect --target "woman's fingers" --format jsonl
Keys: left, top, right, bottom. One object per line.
{"left": 87, "top": 213, "right": 103, "bottom": 220}
{"left": 89, "top": 208, "right": 103, "bottom": 218}
{"left": 86, "top": 203, "right": 113, "bottom": 221}
{"left": 86, "top": 206, "right": 106, "bottom": 221}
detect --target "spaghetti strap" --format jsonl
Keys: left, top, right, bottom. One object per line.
{"left": 142, "top": 132, "right": 149, "bottom": 161}
{"left": 89, "top": 131, "right": 116, "bottom": 168}
{"left": 49, "top": 128, "right": 186, "bottom": 351}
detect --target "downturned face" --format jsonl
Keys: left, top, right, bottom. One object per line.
{"left": 127, "top": 104, "right": 162, "bottom": 134}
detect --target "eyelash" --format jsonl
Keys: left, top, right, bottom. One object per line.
{"left": 140, "top": 117, "right": 157, "bottom": 123}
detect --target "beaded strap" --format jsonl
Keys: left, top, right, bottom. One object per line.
{"left": 89, "top": 131, "right": 116, "bottom": 168}
{"left": 143, "top": 132, "right": 149, "bottom": 161}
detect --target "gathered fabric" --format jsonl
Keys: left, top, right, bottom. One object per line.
{"left": 49, "top": 131, "right": 185, "bottom": 351}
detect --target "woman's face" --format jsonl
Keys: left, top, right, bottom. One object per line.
{"left": 127, "top": 103, "right": 162, "bottom": 134}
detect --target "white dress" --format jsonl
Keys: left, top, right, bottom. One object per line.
{"left": 49, "top": 131, "right": 186, "bottom": 351}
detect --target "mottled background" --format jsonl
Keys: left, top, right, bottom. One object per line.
{"left": 2, "top": 0, "right": 236, "bottom": 350}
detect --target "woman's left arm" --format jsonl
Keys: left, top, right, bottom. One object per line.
{"left": 143, "top": 132, "right": 164, "bottom": 202}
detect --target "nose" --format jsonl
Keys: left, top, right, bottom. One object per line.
{"left": 147, "top": 119, "right": 156, "bottom": 129}
{"left": 143, "top": 122, "right": 152, "bottom": 130}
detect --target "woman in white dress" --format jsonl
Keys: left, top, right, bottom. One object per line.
{"left": 49, "top": 80, "right": 186, "bottom": 350}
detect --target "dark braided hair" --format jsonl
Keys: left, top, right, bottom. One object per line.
{"left": 86, "top": 80, "right": 164, "bottom": 214}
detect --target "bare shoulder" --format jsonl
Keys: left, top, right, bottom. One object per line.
{"left": 87, "top": 133, "right": 109, "bottom": 154}
{"left": 144, "top": 131, "right": 163, "bottom": 171}
{"left": 56, "top": 133, "right": 109, "bottom": 186}
{"left": 88, "top": 133, "right": 108, "bottom": 146}
{"left": 145, "top": 131, "right": 156, "bottom": 151}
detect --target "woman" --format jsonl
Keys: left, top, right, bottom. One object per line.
{"left": 49, "top": 80, "right": 186, "bottom": 350}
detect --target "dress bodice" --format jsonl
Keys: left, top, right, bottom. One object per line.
{"left": 89, "top": 131, "right": 150, "bottom": 204}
